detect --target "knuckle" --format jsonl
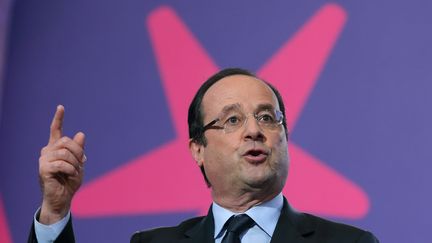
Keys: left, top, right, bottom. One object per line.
{"left": 39, "top": 163, "right": 47, "bottom": 174}
{"left": 39, "top": 155, "right": 47, "bottom": 164}
{"left": 40, "top": 146, "right": 48, "bottom": 155}
{"left": 58, "top": 148, "right": 69, "bottom": 157}
{"left": 61, "top": 136, "right": 71, "bottom": 144}
{"left": 53, "top": 161, "right": 64, "bottom": 170}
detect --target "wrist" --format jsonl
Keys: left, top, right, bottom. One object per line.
{"left": 39, "top": 201, "right": 70, "bottom": 224}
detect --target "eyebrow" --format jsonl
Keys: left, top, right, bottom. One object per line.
{"left": 220, "top": 103, "right": 242, "bottom": 115}
{"left": 202, "top": 104, "right": 242, "bottom": 128}
{"left": 218, "top": 103, "right": 276, "bottom": 116}
{"left": 256, "top": 103, "right": 276, "bottom": 111}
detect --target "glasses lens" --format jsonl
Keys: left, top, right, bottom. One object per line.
{"left": 215, "top": 109, "right": 283, "bottom": 133}
{"left": 220, "top": 111, "right": 246, "bottom": 133}
{"left": 256, "top": 110, "right": 283, "bottom": 128}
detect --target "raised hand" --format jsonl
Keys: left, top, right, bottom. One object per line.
{"left": 38, "top": 105, "right": 86, "bottom": 224}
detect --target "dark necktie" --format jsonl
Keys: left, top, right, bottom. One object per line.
{"left": 221, "top": 214, "right": 255, "bottom": 243}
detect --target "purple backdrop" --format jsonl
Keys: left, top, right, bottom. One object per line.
{"left": 1, "top": 1, "right": 431, "bottom": 242}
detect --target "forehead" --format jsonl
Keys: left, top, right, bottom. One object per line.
{"left": 201, "top": 75, "right": 280, "bottom": 117}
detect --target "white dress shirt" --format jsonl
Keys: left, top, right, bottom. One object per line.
{"left": 212, "top": 193, "right": 283, "bottom": 243}
{"left": 34, "top": 193, "right": 284, "bottom": 243}
{"left": 34, "top": 209, "right": 70, "bottom": 243}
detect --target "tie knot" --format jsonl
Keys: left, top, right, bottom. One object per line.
{"left": 226, "top": 214, "right": 255, "bottom": 233}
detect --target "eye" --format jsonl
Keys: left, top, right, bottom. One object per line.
{"left": 260, "top": 114, "right": 274, "bottom": 122}
{"left": 257, "top": 111, "right": 276, "bottom": 124}
{"left": 225, "top": 116, "right": 242, "bottom": 126}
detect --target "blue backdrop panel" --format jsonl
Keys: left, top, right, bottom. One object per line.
{"left": 1, "top": 1, "right": 431, "bottom": 242}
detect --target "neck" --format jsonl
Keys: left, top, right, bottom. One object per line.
{"left": 212, "top": 187, "right": 280, "bottom": 213}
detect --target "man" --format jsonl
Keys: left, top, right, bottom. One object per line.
{"left": 29, "top": 68, "right": 379, "bottom": 242}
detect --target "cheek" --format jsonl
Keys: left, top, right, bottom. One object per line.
{"left": 205, "top": 133, "right": 241, "bottom": 159}
{"left": 202, "top": 136, "right": 240, "bottom": 171}
{"left": 205, "top": 146, "right": 238, "bottom": 168}
{"left": 270, "top": 135, "right": 289, "bottom": 167}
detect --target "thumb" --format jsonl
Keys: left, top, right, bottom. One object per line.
{"left": 73, "top": 131, "right": 86, "bottom": 148}
{"left": 73, "top": 132, "right": 86, "bottom": 162}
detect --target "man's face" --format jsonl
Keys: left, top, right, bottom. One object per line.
{"left": 192, "top": 75, "right": 289, "bottom": 197}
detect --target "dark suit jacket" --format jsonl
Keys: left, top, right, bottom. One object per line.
{"left": 28, "top": 210, "right": 75, "bottom": 243}
{"left": 29, "top": 198, "right": 379, "bottom": 243}
{"left": 130, "top": 198, "right": 379, "bottom": 243}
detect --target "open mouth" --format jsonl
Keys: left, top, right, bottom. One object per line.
{"left": 247, "top": 150, "right": 265, "bottom": 156}
{"left": 243, "top": 149, "right": 268, "bottom": 163}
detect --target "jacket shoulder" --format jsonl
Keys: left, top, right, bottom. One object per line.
{"left": 304, "top": 213, "right": 379, "bottom": 242}
{"left": 130, "top": 216, "right": 205, "bottom": 243}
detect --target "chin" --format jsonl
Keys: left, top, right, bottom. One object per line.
{"left": 243, "top": 172, "right": 276, "bottom": 188}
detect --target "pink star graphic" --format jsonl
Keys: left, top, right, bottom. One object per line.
{"left": 0, "top": 196, "right": 12, "bottom": 243}
{"left": 72, "top": 3, "right": 369, "bottom": 219}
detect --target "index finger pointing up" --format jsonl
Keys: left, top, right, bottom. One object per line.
{"left": 49, "top": 105, "right": 65, "bottom": 144}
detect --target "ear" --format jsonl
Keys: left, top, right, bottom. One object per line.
{"left": 189, "top": 139, "right": 204, "bottom": 166}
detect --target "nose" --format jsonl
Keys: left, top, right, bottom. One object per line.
{"left": 242, "top": 116, "right": 265, "bottom": 142}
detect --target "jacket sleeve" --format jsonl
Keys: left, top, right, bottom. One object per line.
{"left": 28, "top": 213, "right": 76, "bottom": 243}
{"left": 357, "top": 231, "right": 380, "bottom": 243}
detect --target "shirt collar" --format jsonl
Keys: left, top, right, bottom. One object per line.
{"left": 212, "top": 193, "right": 283, "bottom": 239}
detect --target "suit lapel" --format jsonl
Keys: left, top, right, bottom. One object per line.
{"left": 181, "top": 206, "right": 215, "bottom": 243}
{"left": 270, "top": 198, "right": 316, "bottom": 243}
{"left": 178, "top": 198, "right": 316, "bottom": 243}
